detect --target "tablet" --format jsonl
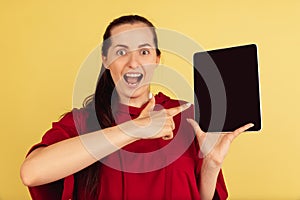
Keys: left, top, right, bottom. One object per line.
{"left": 193, "top": 44, "right": 262, "bottom": 132}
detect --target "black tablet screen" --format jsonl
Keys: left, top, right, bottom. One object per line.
{"left": 193, "top": 44, "right": 261, "bottom": 132}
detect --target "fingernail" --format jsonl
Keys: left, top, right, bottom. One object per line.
{"left": 149, "top": 93, "right": 153, "bottom": 99}
{"left": 249, "top": 123, "right": 254, "bottom": 127}
{"left": 185, "top": 102, "right": 192, "bottom": 108}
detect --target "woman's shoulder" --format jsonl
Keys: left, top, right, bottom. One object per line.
{"left": 50, "top": 107, "right": 92, "bottom": 136}
{"left": 70, "top": 107, "right": 90, "bottom": 121}
{"left": 57, "top": 108, "right": 89, "bottom": 126}
{"left": 67, "top": 107, "right": 93, "bottom": 134}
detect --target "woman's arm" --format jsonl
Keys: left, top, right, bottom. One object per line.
{"left": 20, "top": 125, "right": 137, "bottom": 187}
{"left": 20, "top": 97, "right": 190, "bottom": 187}
{"left": 187, "top": 119, "right": 253, "bottom": 200}
{"left": 199, "top": 157, "right": 222, "bottom": 200}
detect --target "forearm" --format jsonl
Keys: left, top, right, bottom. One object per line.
{"left": 199, "top": 158, "right": 221, "bottom": 200}
{"left": 20, "top": 126, "right": 138, "bottom": 187}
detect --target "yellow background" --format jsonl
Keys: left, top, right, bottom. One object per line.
{"left": 1, "top": 0, "right": 300, "bottom": 199}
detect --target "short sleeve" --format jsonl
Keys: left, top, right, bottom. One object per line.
{"left": 27, "top": 109, "right": 88, "bottom": 200}
{"left": 27, "top": 109, "right": 87, "bottom": 155}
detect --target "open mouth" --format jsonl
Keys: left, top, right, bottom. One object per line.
{"left": 123, "top": 73, "right": 143, "bottom": 86}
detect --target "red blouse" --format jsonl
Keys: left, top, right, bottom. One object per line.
{"left": 27, "top": 92, "right": 228, "bottom": 200}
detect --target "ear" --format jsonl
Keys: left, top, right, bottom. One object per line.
{"left": 155, "top": 55, "right": 161, "bottom": 65}
{"left": 153, "top": 55, "right": 160, "bottom": 69}
{"left": 102, "top": 55, "right": 109, "bottom": 69}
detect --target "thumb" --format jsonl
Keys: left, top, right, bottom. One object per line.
{"left": 186, "top": 118, "right": 205, "bottom": 144}
{"left": 139, "top": 93, "right": 155, "bottom": 118}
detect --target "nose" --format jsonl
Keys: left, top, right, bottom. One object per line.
{"left": 127, "top": 50, "right": 140, "bottom": 69}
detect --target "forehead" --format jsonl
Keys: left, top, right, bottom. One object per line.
{"left": 109, "top": 23, "right": 155, "bottom": 47}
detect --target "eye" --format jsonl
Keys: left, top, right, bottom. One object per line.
{"left": 140, "top": 49, "right": 150, "bottom": 55}
{"left": 116, "top": 49, "right": 127, "bottom": 56}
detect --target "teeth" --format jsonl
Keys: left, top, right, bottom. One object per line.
{"left": 125, "top": 73, "right": 142, "bottom": 77}
{"left": 123, "top": 73, "right": 143, "bottom": 86}
{"left": 128, "top": 83, "right": 138, "bottom": 86}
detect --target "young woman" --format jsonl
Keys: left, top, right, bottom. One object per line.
{"left": 20, "top": 15, "right": 253, "bottom": 200}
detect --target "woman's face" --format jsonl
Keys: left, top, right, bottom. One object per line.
{"left": 102, "top": 22, "right": 160, "bottom": 106}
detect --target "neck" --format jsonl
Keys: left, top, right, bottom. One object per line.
{"left": 118, "top": 90, "right": 150, "bottom": 108}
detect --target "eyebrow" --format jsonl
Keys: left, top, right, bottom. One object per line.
{"left": 138, "top": 43, "right": 152, "bottom": 48}
{"left": 112, "top": 43, "right": 153, "bottom": 49}
{"left": 112, "top": 44, "right": 129, "bottom": 49}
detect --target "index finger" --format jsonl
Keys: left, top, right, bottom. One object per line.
{"left": 166, "top": 103, "right": 192, "bottom": 116}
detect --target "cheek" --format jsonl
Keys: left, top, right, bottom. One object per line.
{"left": 109, "top": 71, "right": 122, "bottom": 87}
{"left": 143, "top": 66, "right": 156, "bottom": 81}
{"left": 109, "top": 62, "right": 124, "bottom": 81}
{"left": 140, "top": 57, "right": 158, "bottom": 68}
{"left": 149, "top": 55, "right": 160, "bottom": 65}
{"left": 110, "top": 69, "right": 121, "bottom": 82}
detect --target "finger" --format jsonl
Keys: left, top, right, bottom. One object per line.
{"left": 186, "top": 118, "right": 202, "bottom": 133}
{"left": 171, "top": 119, "right": 175, "bottom": 130}
{"left": 139, "top": 94, "right": 155, "bottom": 118}
{"left": 162, "top": 132, "right": 173, "bottom": 140}
{"left": 230, "top": 123, "right": 254, "bottom": 140}
{"left": 186, "top": 118, "right": 205, "bottom": 144}
{"left": 167, "top": 102, "right": 191, "bottom": 117}
{"left": 166, "top": 119, "right": 176, "bottom": 130}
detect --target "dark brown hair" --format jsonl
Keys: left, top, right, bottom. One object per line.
{"left": 80, "top": 15, "right": 161, "bottom": 199}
